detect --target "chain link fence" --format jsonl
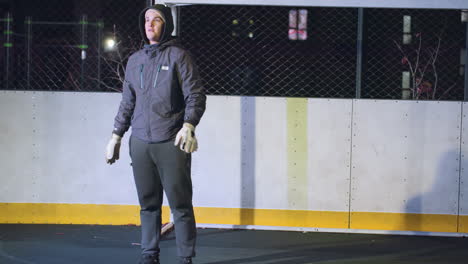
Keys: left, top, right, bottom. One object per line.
{"left": 19, "top": 17, "right": 100, "bottom": 91}
{"left": 179, "top": 5, "right": 357, "bottom": 98}
{"left": 2, "top": 2, "right": 468, "bottom": 100}
{"left": 362, "top": 8, "right": 466, "bottom": 100}
{"left": 2, "top": 0, "right": 146, "bottom": 91}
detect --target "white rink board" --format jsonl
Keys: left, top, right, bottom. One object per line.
{"left": 350, "top": 100, "right": 461, "bottom": 215}
{"left": 1, "top": 91, "right": 467, "bottom": 227}
{"left": 307, "top": 99, "right": 353, "bottom": 212}
{"left": 0, "top": 91, "right": 138, "bottom": 205}
{"left": 0, "top": 92, "right": 36, "bottom": 203}
{"left": 192, "top": 96, "right": 290, "bottom": 209}
{"left": 253, "top": 97, "right": 288, "bottom": 209}
{"left": 191, "top": 96, "right": 242, "bottom": 208}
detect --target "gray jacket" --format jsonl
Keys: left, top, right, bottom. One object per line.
{"left": 113, "top": 5, "right": 206, "bottom": 142}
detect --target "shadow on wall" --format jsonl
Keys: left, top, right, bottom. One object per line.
{"left": 232, "top": 63, "right": 261, "bottom": 225}
{"left": 240, "top": 96, "right": 256, "bottom": 226}
{"left": 403, "top": 150, "right": 461, "bottom": 233}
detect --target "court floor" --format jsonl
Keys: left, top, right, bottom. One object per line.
{"left": 1, "top": 224, "right": 468, "bottom": 264}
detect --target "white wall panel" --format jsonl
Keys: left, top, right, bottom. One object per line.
{"left": 308, "top": 99, "right": 352, "bottom": 212}
{"left": 2, "top": 91, "right": 465, "bottom": 228}
{"left": 0, "top": 91, "right": 138, "bottom": 205}
{"left": 192, "top": 96, "right": 242, "bottom": 207}
{"left": 351, "top": 100, "right": 461, "bottom": 215}
{"left": 254, "top": 97, "right": 288, "bottom": 209}
{"left": 0, "top": 91, "right": 36, "bottom": 202}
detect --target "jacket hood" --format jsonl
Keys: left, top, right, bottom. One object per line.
{"left": 139, "top": 4, "right": 174, "bottom": 45}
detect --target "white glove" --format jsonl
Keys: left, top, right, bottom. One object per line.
{"left": 174, "top": 123, "right": 198, "bottom": 153}
{"left": 106, "top": 133, "right": 122, "bottom": 164}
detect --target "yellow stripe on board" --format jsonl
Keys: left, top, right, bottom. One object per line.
{"left": 351, "top": 212, "right": 458, "bottom": 233}
{"left": 195, "top": 207, "right": 348, "bottom": 228}
{"left": 0, "top": 203, "right": 348, "bottom": 229}
{"left": 287, "top": 98, "right": 308, "bottom": 209}
{"left": 0, "top": 203, "right": 170, "bottom": 225}
{"left": 457, "top": 215, "right": 468, "bottom": 233}
{"left": 0, "top": 203, "right": 461, "bottom": 233}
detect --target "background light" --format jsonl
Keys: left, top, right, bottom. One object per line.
{"left": 104, "top": 37, "right": 116, "bottom": 52}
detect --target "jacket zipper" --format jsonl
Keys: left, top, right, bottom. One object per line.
{"left": 141, "top": 63, "right": 152, "bottom": 139}
{"left": 147, "top": 64, "right": 162, "bottom": 140}
{"left": 153, "top": 64, "right": 162, "bottom": 88}
{"left": 140, "top": 64, "right": 144, "bottom": 89}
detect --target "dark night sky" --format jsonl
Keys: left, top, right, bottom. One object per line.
{"left": 1, "top": 0, "right": 142, "bottom": 36}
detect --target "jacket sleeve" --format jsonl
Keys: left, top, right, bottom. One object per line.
{"left": 113, "top": 63, "right": 136, "bottom": 137}
{"left": 176, "top": 50, "right": 206, "bottom": 127}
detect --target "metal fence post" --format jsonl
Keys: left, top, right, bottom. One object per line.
{"left": 465, "top": 15, "right": 468, "bottom": 101}
{"left": 26, "top": 16, "right": 32, "bottom": 90}
{"left": 80, "top": 14, "right": 88, "bottom": 91}
{"left": 355, "top": 8, "right": 364, "bottom": 99}
{"left": 4, "top": 13, "right": 12, "bottom": 90}
{"left": 97, "top": 19, "right": 103, "bottom": 91}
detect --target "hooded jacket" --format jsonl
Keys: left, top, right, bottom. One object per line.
{"left": 113, "top": 5, "right": 206, "bottom": 143}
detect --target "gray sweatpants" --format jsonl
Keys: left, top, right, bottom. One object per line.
{"left": 129, "top": 135, "right": 196, "bottom": 258}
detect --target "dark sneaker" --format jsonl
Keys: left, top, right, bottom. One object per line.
{"left": 179, "top": 257, "right": 193, "bottom": 264}
{"left": 139, "top": 254, "right": 160, "bottom": 264}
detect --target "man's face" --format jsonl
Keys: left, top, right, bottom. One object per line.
{"left": 145, "top": 9, "right": 164, "bottom": 44}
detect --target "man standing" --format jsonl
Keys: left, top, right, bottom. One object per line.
{"left": 105, "top": 4, "right": 206, "bottom": 264}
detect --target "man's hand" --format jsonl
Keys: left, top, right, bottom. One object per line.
{"left": 106, "top": 134, "right": 122, "bottom": 164}
{"left": 174, "top": 123, "right": 198, "bottom": 153}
